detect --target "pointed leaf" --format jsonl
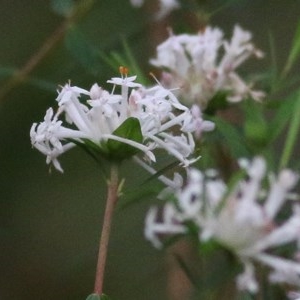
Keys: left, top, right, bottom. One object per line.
{"left": 143, "top": 160, "right": 180, "bottom": 184}
{"left": 242, "top": 100, "right": 268, "bottom": 148}
{"left": 282, "top": 19, "right": 300, "bottom": 77}
{"left": 107, "top": 117, "right": 143, "bottom": 160}
{"left": 279, "top": 89, "right": 300, "bottom": 169}
{"left": 68, "top": 118, "right": 143, "bottom": 163}
{"left": 268, "top": 92, "right": 299, "bottom": 143}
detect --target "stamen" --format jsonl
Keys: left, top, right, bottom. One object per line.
{"left": 149, "top": 72, "right": 180, "bottom": 92}
{"left": 149, "top": 72, "right": 161, "bottom": 86}
{"left": 119, "top": 66, "right": 129, "bottom": 78}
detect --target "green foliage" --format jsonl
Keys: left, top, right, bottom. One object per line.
{"left": 209, "top": 115, "right": 250, "bottom": 158}
{"left": 279, "top": 89, "right": 300, "bottom": 169}
{"left": 282, "top": 19, "right": 300, "bottom": 77}
{"left": 106, "top": 117, "right": 143, "bottom": 161}
{"left": 242, "top": 100, "right": 268, "bottom": 150}
{"left": 69, "top": 117, "right": 143, "bottom": 165}
{"left": 268, "top": 96, "right": 297, "bottom": 144}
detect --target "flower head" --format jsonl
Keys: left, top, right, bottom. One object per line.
{"left": 150, "top": 25, "right": 265, "bottom": 109}
{"left": 31, "top": 69, "right": 213, "bottom": 172}
{"left": 145, "top": 157, "right": 300, "bottom": 293}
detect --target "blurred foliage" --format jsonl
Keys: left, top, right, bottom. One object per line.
{"left": 0, "top": 0, "right": 300, "bottom": 300}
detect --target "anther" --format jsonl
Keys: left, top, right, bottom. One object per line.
{"left": 119, "top": 66, "right": 129, "bottom": 77}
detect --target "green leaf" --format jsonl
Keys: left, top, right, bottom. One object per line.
{"left": 210, "top": 116, "right": 250, "bottom": 158}
{"left": 279, "top": 89, "right": 300, "bottom": 169}
{"left": 242, "top": 100, "right": 268, "bottom": 149}
{"left": 86, "top": 294, "right": 100, "bottom": 300}
{"left": 142, "top": 160, "right": 180, "bottom": 184}
{"left": 107, "top": 117, "right": 143, "bottom": 161}
{"left": 282, "top": 19, "right": 300, "bottom": 77}
{"left": 268, "top": 94, "right": 298, "bottom": 143}
{"left": 68, "top": 118, "right": 143, "bottom": 165}
{"left": 65, "top": 26, "right": 102, "bottom": 75}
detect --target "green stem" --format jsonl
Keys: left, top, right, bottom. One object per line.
{"left": 94, "top": 164, "right": 119, "bottom": 295}
{"left": 279, "top": 91, "right": 300, "bottom": 170}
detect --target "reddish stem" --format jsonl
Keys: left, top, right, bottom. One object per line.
{"left": 94, "top": 164, "right": 119, "bottom": 295}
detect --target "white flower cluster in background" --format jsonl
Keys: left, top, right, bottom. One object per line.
{"left": 30, "top": 67, "right": 214, "bottom": 172}
{"left": 150, "top": 25, "right": 265, "bottom": 109}
{"left": 130, "top": 0, "right": 180, "bottom": 20}
{"left": 145, "top": 156, "right": 300, "bottom": 294}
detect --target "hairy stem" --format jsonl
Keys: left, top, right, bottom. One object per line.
{"left": 94, "top": 164, "right": 119, "bottom": 295}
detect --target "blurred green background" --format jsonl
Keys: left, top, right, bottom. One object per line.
{"left": 0, "top": 1, "right": 300, "bottom": 299}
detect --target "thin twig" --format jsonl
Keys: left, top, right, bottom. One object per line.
{"left": 94, "top": 164, "right": 119, "bottom": 295}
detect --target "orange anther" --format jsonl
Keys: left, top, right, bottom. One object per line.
{"left": 119, "top": 66, "right": 129, "bottom": 76}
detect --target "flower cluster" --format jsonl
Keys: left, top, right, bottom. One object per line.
{"left": 30, "top": 68, "right": 214, "bottom": 172}
{"left": 145, "top": 157, "right": 300, "bottom": 293}
{"left": 150, "top": 25, "right": 265, "bottom": 109}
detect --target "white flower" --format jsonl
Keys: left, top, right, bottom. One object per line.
{"left": 31, "top": 70, "right": 213, "bottom": 172}
{"left": 30, "top": 107, "right": 84, "bottom": 172}
{"left": 150, "top": 25, "right": 265, "bottom": 108}
{"left": 288, "top": 291, "right": 300, "bottom": 300}
{"left": 181, "top": 105, "right": 215, "bottom": 138}
{"left": 155, "top": 0, "right": 180, "bottom": 20}
{"left": 145, "top": 156, "right": 300, "bottom": 293}
{"left": 130, "top": 0, "right": 180, "bottom": 20}
{"left": 145, "top": 204, "right": 186, "bottom": 249}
